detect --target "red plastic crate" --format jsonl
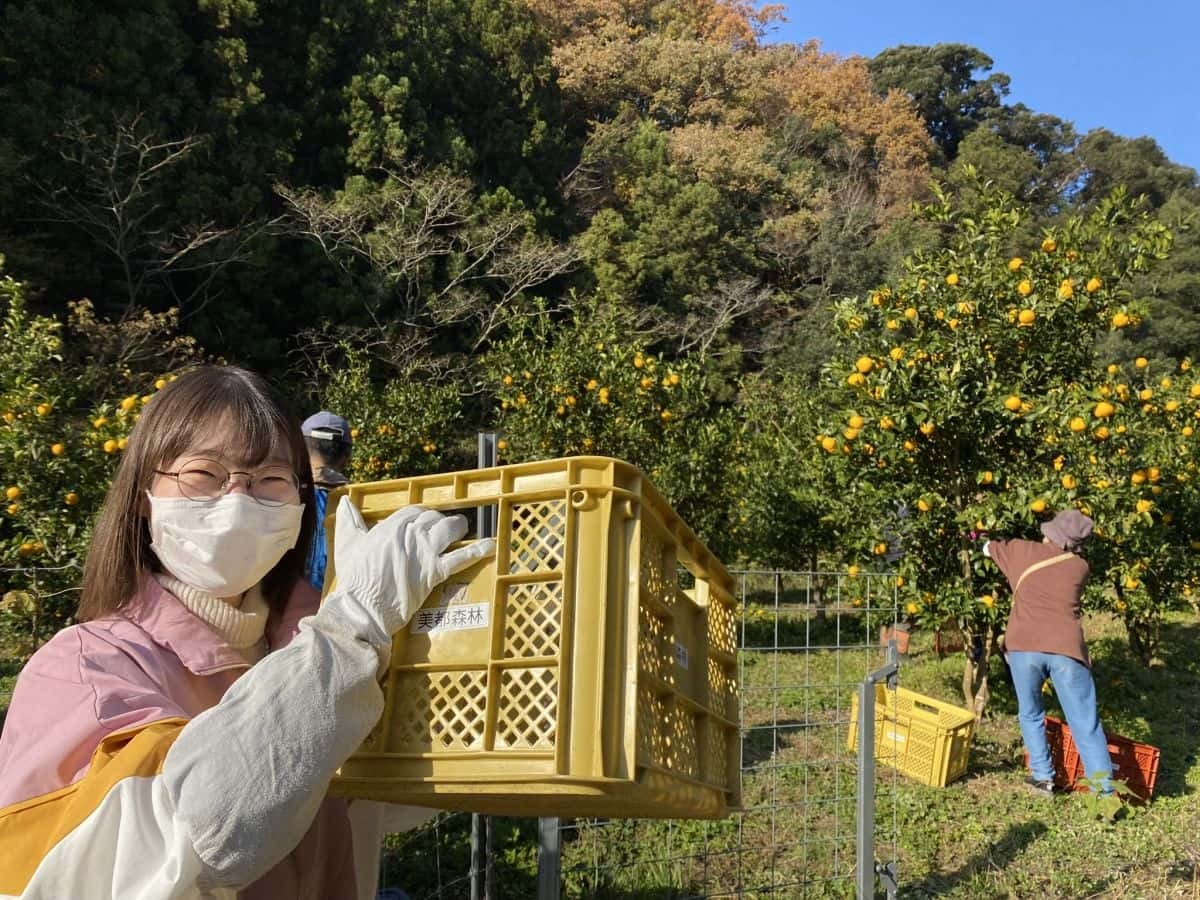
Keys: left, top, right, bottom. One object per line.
{"left": 1046, "top": 715, "right": 1074, "bottom": 789}
{"left": 1024, "top": 716, "right": 1160, "bottom": 804}
{"left": 1023, "top": 716, "right": 1075, "bottom": 790}
{"left": 1063, "top": 730, "right": 1160, "bottom": 804}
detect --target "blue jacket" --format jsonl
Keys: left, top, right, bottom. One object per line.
{"left": 305, "top": 487, "right": 330, "bottom": 591}
{"left": 305, "top": 467, "right": 348, "bottom": 591}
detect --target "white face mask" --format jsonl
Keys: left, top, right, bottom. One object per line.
{"left": 147, "top": 492, "right": 304, "bottom": 597}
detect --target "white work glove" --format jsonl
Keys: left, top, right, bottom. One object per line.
{"left": 162, "top": 498, "right": 494, "bottom": 891}
{"left": 330, "top": 496, "right": 496, "bottom": 638}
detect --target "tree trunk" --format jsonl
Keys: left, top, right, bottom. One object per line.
{"left": 959, "top": 623, "right": 996, "bottom": 717}
{"left": 1114, "top": 582, "right": 1159, "bottom": 666}
{"left": 1124, "top": 615, "right": 1159, "bottom": 666}
{"left": 953, "top": 482, "right": 992, "bottom": 713}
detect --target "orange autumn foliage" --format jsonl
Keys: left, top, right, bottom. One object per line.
{"left": 756, "top": 42, "right": 932, "bottom": 218}
{"left": 523, "top": 0, "right": 783, "bottom": 48}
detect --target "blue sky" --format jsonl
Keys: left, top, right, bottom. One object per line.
{"left": 770, "top": 1, "right": 1199, "bottom": 173}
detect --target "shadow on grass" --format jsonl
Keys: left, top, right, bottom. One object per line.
{"left": 386, "top": 817, "right": 731, "bottom": 899}
{"left": 1086, "top": 618, "right": 1200, "bottom": 801}
{"left": 965, "top": 729, "right": 1025, "bottom": 779}
{"left": 1164, "top": 859, "right": 1200, "bottom": 892}
{"left": 902, "top": 820, "right": 1055, "bottom": 898}
{"left": 381, "top": 815, "right": 539, "bottom": 900}
{"left": 564, "top": 888, "right": 706, "bottom": 899}
{"left": 741, "top": 718, "right": 810, "bottom": 769}
{"left": 740, "top": 610, "right": 895, "bottom": 652}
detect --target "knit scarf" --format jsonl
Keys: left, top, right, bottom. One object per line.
{"left": 153, "top": 573, "right": 270, "bottom": 664}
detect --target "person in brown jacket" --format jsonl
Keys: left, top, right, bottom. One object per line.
{"left": 983, "top": 509, "right": 1114, "bottom": 796}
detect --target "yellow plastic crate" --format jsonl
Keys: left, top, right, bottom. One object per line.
{"left": 847, "top": 685, "right": 975, "bottom": 787}
{"left": 324, "top": 456, "right": 741, "bottom": 819}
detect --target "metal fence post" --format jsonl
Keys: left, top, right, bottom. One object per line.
{"left": 537, "top": 815, "right": 562, "bottom": 899}
{"left": 470, "top": 813, "right": 490, "bottom": 900}
{"left": 856, "top": 643, "right": 899, "bottom": 900}
{"left": 471, "top": 433, "right": 499, "bottom": 900}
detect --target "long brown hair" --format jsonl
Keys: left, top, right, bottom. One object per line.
{"left": 78, "top": 366, "right": 315, "bottom": 620}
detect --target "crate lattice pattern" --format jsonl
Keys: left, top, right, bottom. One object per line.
{"left": 496, "top": 666, "right": 559, "bottom": 750}
{"left": 504, "top": 581, "right": 563, "bottom": 659}
{"left": 638, "top": 606, "right": 672, "bottom": 685}
{"left": 637, "top": 686, "right": 667, "bottom": 769}
{"left": 667, "top": 704, "right": 700, "bottom": 777}
{"left": 703, "top": 720, "right": 728, "bottom": 785}
{"left": 640, "top": 533, "right": 670, "bottom": 602}
{"left": 508, "top": 500, "right": 567, "bottom": 574}
{"left": 708, "top": 657, "right": 737, "bottom": 722}
{"left": 390, "top": 670, "right": 489, "bottom": 752}
{"left": 707, "top": 598, "right": 737, "bottom": 657}
{"left": 429, "top": 671, "right": 488, "bottom": 752}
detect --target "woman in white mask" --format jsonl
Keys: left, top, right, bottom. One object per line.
{"left": 0, "top": 365, "right": 494, "bottom": 899}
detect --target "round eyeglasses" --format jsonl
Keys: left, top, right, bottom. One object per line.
{"left": 153, "top": 458, "right": 304, "bottom": 507}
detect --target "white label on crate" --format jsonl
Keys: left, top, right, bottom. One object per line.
{"left": 674, "top": 642, "right": 690, "bottom": 670}
{"left": 410, "top": 600, "right": 489, "bottom": 634}
{"left": 883, "top": 729, "right": 906, "bottom": 744}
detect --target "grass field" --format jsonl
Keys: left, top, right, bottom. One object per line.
{"left": 380, "top": 608, "right": 1200, "bottom": 898}
{"left": 882, "top": 612, "right": 1200, "bottom": 898}
{"left": 5, "top": 606, "right": 1198, "bottom": 897}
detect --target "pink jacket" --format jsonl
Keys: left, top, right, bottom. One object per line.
{"left": 0, "top": 576, "right": 360, "bottom": 899}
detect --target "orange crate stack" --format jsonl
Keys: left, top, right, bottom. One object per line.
{"left": 323, "top": 456, "right": 741, "bottom": 820}
{"left": 1025, "top": 716, "right": 1160, "bottom": 804}
{"left": 1063, "top": 729, "right": 1160, "bottom": 804}
{"left": 1042, "top": 715, "right": 1075, "bottom": 791}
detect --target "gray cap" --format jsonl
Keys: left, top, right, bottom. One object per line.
{"left": 301, "top": 410, "right": 351, "bottom": 445}
{"left": 1040, "top": 509, "right": 1094, "bottom": 552}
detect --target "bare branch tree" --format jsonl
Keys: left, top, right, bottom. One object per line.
{"left": 26, "top": 113, "right": 276, "bottom": 317}
{"left": 428, "top": 236, "right": 580, "bottom": 349}
{"left": 65, "top": 299, "right": 208, "bottom": 394}
{"left": 277, "top": 164, "right": 579, "bottom": 348}
{"left": 154, "top": 216, "right": 287, "bottom": 320}
{"left": 675, "top": 276, "right": 775, "bottom": 360}
{"left": 560, "top": 116, "right": 640, "bottom": 218}
{"left": 285, "top": 318, "right": 481, "bottom": 410}
{"left": 278, "top": 170, "right": 475, "bottom": 291}
{"left": 289, "top": 319, "right": 436, "bottom": 375}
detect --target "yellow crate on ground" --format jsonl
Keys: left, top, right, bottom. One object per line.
{"left": 847, "top": 685, "right": 976, "bottom": 787}
{"left": 324, "top": 456, "right": 741, "bottom": 819}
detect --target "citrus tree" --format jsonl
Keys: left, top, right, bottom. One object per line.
{"left": 483, "top": 297, "right": 743, "bottom": 559}
{"left": 806, "top": 180, "right": 1172, "bottom": 712}
{"left": 1047, "top": 357, "right": 1200, "bottom": 662}
{"left": 2, "top": 279, "right": 91, "bottom": 652}
{"left": 314, "top": 345, "right": 467, "bottom": 482}
{"left": 0, "top": 276, "right": 133, "bottom": 652}
{"left": 733, "top": 372, "right": 843, "bottom": 572}
{"left": 1, "top": 258, "right": 201, "bottom": 658}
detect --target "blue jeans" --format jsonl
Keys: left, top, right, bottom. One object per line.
{"left": 1008, "top": 650, "right": 1113, "bottom": 794}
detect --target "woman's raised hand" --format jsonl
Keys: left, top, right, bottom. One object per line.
{"left": 331, "top": 496, "right": 496, "bottom": 634}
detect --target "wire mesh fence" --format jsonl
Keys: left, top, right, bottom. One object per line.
{"left": 0, "top": 565, "right": 903, "bottom": 897}
{"left": 376, "top": 569, "right": 902, "bottom": 899}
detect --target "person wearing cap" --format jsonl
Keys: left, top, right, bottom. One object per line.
{"left": 982, "top": 509, "right": 1114, "bottom": 797}
{"left": 302, "top": 411, "right": 353, "bottom": 591}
